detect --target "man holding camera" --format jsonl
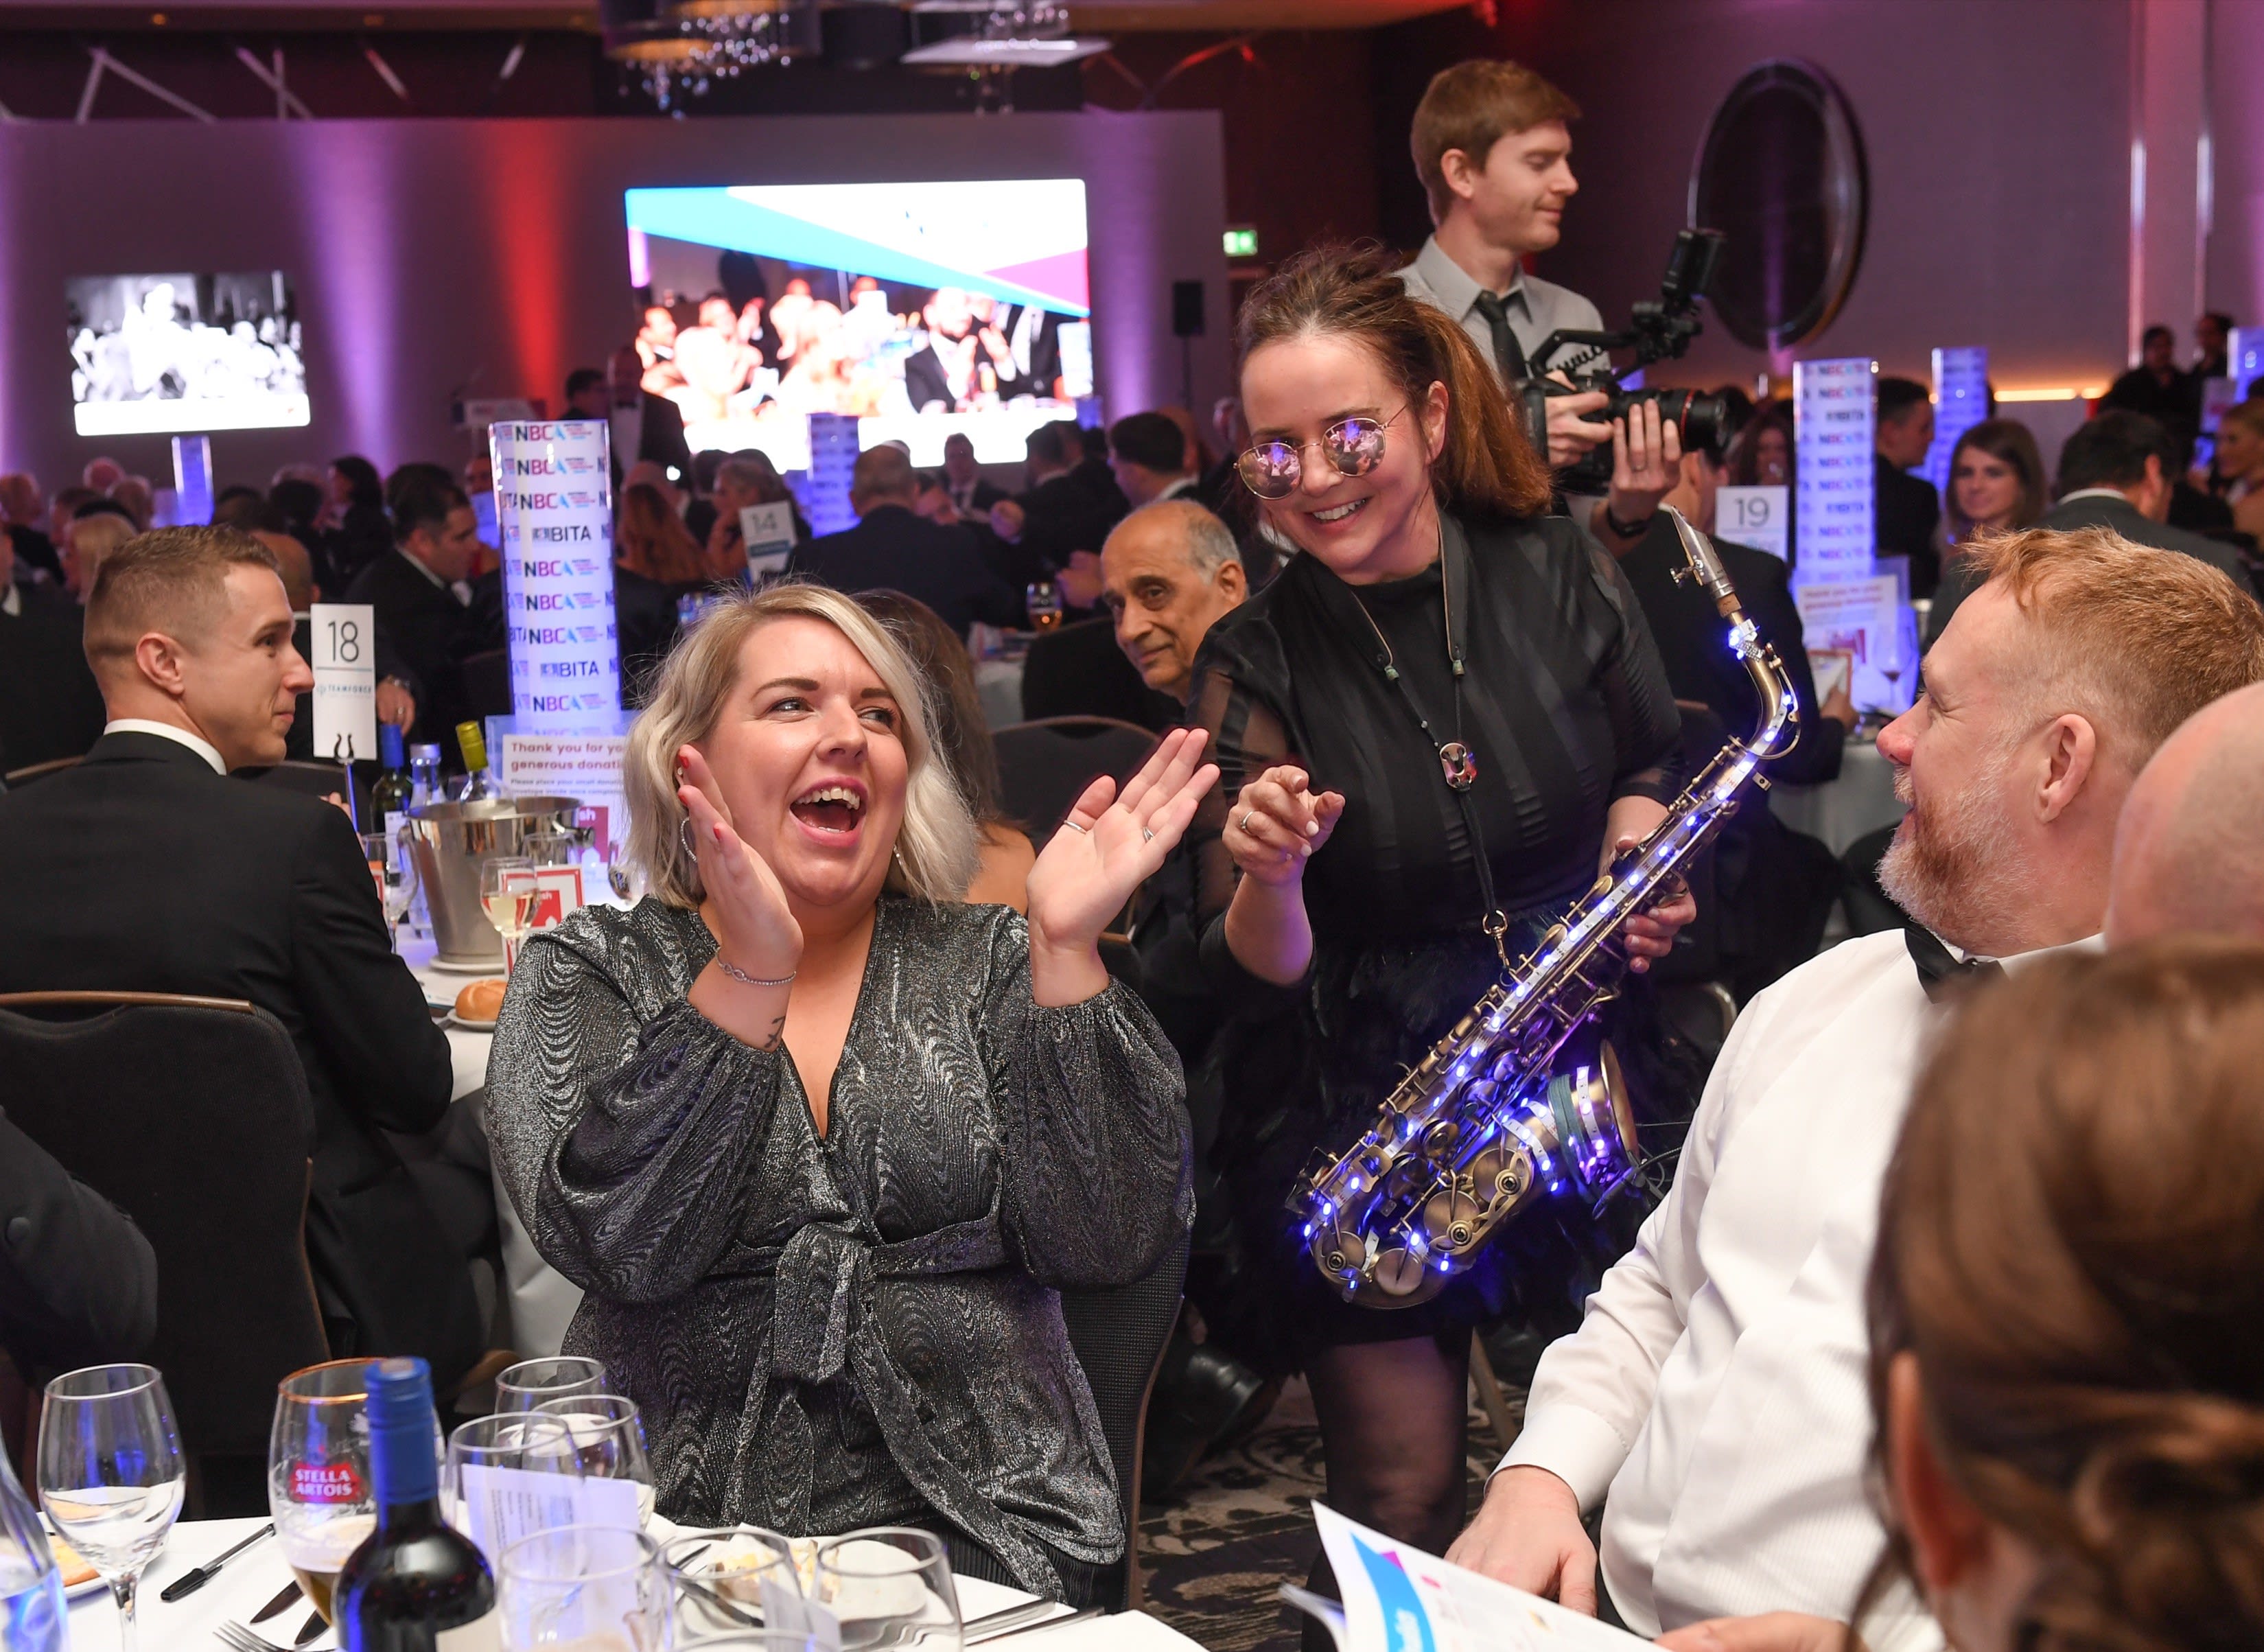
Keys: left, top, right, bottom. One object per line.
{"left": 1398, "top": 58, "right": 1679, "bottom": 551}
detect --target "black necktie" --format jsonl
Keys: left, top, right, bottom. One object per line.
{"left": 1471, "top": 291, "right": 1528, "bottom": 384}
{"left": 1906, "top": 927, "right": 2005, "bottom": 1003}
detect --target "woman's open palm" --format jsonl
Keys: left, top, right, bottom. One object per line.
{"left": 1025, "top": 728, "right": 1219, "bottom": 953}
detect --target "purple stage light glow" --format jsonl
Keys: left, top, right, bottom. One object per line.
{"left": 290, "top": 128, "right": 404, "bottom": 465}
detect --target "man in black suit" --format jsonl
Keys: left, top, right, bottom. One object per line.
{"left": 2101, "top": 323, "right": 2198, "bottom": 455}
{"left": 1874, "top": 375, "right": 1942, "bottom": 598}
{"left": 0, "top": 526, "right": 482, "bottom": 1382}
{"left": 1930, "top": 411, "right": 2261, "bottom": 641}
{"left": 1, "top": 474, "right": 62, "bottom": 586}
{"left": 942, "top": 432, "right": 1007, "bottom": 520}
{"left": 789, "top": 445, "right": 1019, "bottom": 637}
{"left": 345, "top": 475, "right": 502, "bottom": 767}
{"left": 0, "top": 1108, "right": 158, "bottom": 1382}
{"left": 573, "top": 351, "right": 696, "bottom": 491}
{"left": 988, "top": 420, "right": 1125, "bottom": 599}
{"left": 0, "top": 527, "right": 106, "bottom": 773}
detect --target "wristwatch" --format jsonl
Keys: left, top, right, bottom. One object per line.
{"left": 1603, "top": 504, "right": 1656, "bottom": 540}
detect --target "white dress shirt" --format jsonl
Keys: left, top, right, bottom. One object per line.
{"left": 1502, "top": 927, "right": 2103, "bottom": 1647}
{"left": 102, "top": 718, "right": 226, "bottom": 775}
{"left": 1396, "top": 235, "right": 1604, "bottom": 385}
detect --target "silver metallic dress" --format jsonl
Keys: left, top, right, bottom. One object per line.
{"left": 486, "top": 896, "right": 1192, "bottom": 1597}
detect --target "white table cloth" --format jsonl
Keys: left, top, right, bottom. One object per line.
{"left": 67, "top": 1516, "right": 1207, "bottom": 1652}
{"left": 1766, "top": 738, "right": 1906, "bottom": 856}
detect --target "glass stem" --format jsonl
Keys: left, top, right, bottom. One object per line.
{"left": 112, "top": 1570, "right": 139, "bottom": 1652}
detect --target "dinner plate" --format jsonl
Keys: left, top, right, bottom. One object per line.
{"left": 447, "top": 1014, "right": 499, "bottom": 1033}
{"left": 427, "top": 955, "right": 508, "bottom": 975}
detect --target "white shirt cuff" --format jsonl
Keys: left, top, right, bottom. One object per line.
{"left": 1497, "top": 1404, "right": 1631, "bottom": 1511}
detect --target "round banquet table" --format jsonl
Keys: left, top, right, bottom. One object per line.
{"left": 1766, "top": 737, "right": 1907, "bottom": 855}
{"left": 65, "top": 1515, "right": 1206, "bottom": 1652}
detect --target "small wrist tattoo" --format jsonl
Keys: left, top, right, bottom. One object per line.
{"left": 715, "top": 955, "right": 796, "bottom": 989}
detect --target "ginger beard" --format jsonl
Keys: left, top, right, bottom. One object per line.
{"left": 1877, "top": 734, "right": 2044, "bottom": 950}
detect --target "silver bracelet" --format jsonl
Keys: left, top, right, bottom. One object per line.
{"left": 714, "top": 955, "right": 796, "bottom": 988}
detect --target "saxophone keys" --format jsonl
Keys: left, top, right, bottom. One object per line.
{"left": 1371, "top": 1248, "right": 1428, "bottom": 1296}
{"left": 1422, "top": 1188, "right": 1479, "bottom": 1251}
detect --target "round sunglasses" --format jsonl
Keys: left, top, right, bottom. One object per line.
{"left": 1236, "top": 408, "right": 1408, "bottom": 500}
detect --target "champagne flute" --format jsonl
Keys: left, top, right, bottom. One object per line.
{"left": 482, "top": 855, "right": 538, "bottom": 972}
{"left": 498, "top": 1524, "right": 671, "bottom": 1651}
{"left": 444, "top": 1414, "right": 583, "bottom": 1560}
{"left": 37, "top": 1364, "right": 186, "bottom": 1652}
{"left": 494, "top": 1357, "right": 610, "bottom": 1415}
{"left": 268, "top": 1359, "right": 377, "bottom": 1627}
{"left": 533, "top": 1395, "right": 655, "bottom": 1531}
{"left": 812, "top": 1529, "right": 961, "bottom": 1652}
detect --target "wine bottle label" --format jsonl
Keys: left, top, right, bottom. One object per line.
{"left": 383, "top": 811, "right": 406, "bottom": 871}
{"left": 435, "top": 1610, "right": 500, "bottom": 1652}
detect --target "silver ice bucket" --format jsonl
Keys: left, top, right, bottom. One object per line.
{"left": 405, "top": 795, "right": 584, "bottom": 966}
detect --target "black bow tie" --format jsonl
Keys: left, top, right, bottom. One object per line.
{"left": 1906, "top": 927, "right": 2006, "bottom": 1003}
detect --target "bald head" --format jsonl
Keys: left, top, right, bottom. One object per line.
{"left": 1100, "top": 500, "right": 1246, "bottom": 703}
{"left": 849, "top": 444, "right": 918, "bottom": 514}
{"left": 2106, "top": 682, "right": 2264, "bottom": 944}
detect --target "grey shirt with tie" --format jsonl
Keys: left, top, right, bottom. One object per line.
{"left": 1397, "top": 235, "right": 1605, "bottom": 386}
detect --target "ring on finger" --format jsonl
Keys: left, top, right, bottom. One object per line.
{"left": 1240, "top": 811, "right": 1259, "bottom": 835}
{"left": 1142, "top": 827, "right": 1154, "bottom": 843}
{"left": 1062, "top": 821, "right": 1090, "bottom": 835}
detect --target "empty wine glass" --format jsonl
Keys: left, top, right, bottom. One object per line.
{"left": 498, "top": 1524, "right": 671, "bottom": 1651}
{"left": 482, "top": 854, "right": 538, "bottom": 970}
{"left": 662, "top": 1526, "right": 801, "bottom": 1641}
{"left": 494, "top": 1357, "right": 610, "bottom": 1415}
{"left": 37, "top": 1364, "right": 186, "bottom": 1652}
{"left": 813, "top": 1529, "right": 961, "bottom": 1652}
{"left": 445, "top": 1414, "right": 583, "bottom": 1561}
{"left": 268, "top": 1359, "right": 377, "bottom": 1629}
{"left": 533, "top": 1394, "right": 654, "bottom": 1531}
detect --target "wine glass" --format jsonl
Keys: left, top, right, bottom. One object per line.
{"left": 812, "top": 1530, "right": 961, "bottom": 1652}
{"left": 498, "top": 1525, "right": 672, "bottom": 1651}
{"left": 445, "top": 1414, "right": 584, "bottom": 1561}
{"left": 361, "top": 830, "right": 417, "bottom": 949}
{"left": 533, "top": 1395, "right": 655, "bottom": 1531}
{"left": 662, "top": 1526, "right": 801, "bottom": 1641}
{"left": 37, "top": 1364, "right": 186, "bottom": 1652}
{"left": 494, "top": 1357, "right": 610, "bottom": 1415}
{"left": 482, "top": 854, "right": 538, "bottom": 971}
{"left": 268, "top": 1359, "right": 377, "bottom": 1629}
{"left": 1023, "top": 581, "right": 1062, "bottom": 633}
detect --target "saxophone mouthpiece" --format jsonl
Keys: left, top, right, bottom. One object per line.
{"left": 1661, "top": 504, "right": 1740, "bottom": 618}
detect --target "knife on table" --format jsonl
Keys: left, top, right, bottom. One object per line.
{"left": 252, "top": 1581, "right": 305, "bottom": 1623}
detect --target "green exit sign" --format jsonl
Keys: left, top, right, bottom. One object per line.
{"left": 1223, "top": 226, "right": 1259, "bottom": 259}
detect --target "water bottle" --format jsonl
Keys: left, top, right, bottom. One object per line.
{"left": 0, "top": 1447, "right": 63, "bottom": 1652}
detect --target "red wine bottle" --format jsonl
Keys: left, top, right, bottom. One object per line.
{"left": 336, "top": 1358, "right": 498, "bottom": 1651}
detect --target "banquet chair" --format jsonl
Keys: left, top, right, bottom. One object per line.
{"left": 241, "top": 757, "right": 373, "bottom": 824}
{"left": 992, "top": 717, "right": 1158, "bottom": 850}
{"left": 1, "top": 755, "right": 80, "bottom": 789}
{"left": 1058, "top": 1227, "right": 1189, "bottom": 1610}
{"left": 0, "top": 990, "right": 328, "bottom": 1513}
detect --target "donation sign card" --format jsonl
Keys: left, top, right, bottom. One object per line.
{"left": 1793, "top": 357, "right": 1876, "bottom": 583}
{"left": 1795, "top": 573, "right": 1911, "bottom": 714}
{"left": 308, "top": 601, "right": 377, "bottom": 766}
{"left": 490, "top": 419, "right": 622, "bottom": 730}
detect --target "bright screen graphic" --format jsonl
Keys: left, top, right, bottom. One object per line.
{"left": 67, "top": 272, "right": 309, "bottom": 437}
{"left": 623, "top": 180, "right": 1093, "bottom": 469}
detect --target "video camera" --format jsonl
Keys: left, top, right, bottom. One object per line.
{"left": 1519, "top": 227, "right": 1733, "bottom": 497}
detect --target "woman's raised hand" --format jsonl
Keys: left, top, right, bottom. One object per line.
{"left": 678, "top": 743, "right": 803, "bottom": 980}
{"left": 1025, "top": 727, "right": 1220, "bottom": 957}
{"left": 1223, "top": 765, "right": 1346, "bottom": 887}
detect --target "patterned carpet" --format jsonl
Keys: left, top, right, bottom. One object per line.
{"left": 1135, "top": 1377, "right": 1521, "bottom": 1652}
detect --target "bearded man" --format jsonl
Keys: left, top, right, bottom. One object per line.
{"left": 1444, "top": 524, "right": 2264, "bottom": 1648}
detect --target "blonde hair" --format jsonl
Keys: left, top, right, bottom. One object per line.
{"left": 623, "top": 580, "right": 979, "bottom": 909}
{"left": 1961, "top": 523, "right": 2264, "bottom": 772}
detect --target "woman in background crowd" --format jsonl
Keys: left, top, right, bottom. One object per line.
{"left": 2205, "top": 394, "right": 2264, "bottom": 542}
{"left": 858, "top": 588, "right": 1036, "bottom": 910}
{"left": 1662, "top": 938, "right": 2264, "bottom": 1652}
{"left": 1941, "top": 418, "right": 2048, "bottom": 544}
{"left": 327, "top": 453, "right": 392, "bottom": 580}
{"left": 1726, "top": 403, "right": 1794, "bottom": 489}
{"left": 616, "top": 481, "right": 714, "bottom": 586}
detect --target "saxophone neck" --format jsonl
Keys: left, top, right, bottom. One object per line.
{"left": 1661, "top": 504, "right": 1801, "bottom": 760}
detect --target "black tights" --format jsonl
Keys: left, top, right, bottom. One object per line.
{"left": 1300, "top": 1333, "right": 1470, "bottom": 1652}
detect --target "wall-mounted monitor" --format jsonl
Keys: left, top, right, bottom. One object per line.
{"left": 67, "top": 272, "right": 309, "bottom": 437}
{"left": 622, "top": 179, "right": 1093, "bottom": 470}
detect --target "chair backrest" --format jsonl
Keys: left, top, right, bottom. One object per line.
{"left": 462, "top": 649, "right": 513, "bottom": 721}
{"left": 0, "top": 993, "right": 329, "bottom": 1460}
{"left": 1058, "top": 1229, "right": 1188, "bottom": 1610}
{"left": 243, "top": 758, "right": 375, "bottom": 824}
{"left": 1, "top": 756, "right": 80, "bottom": 789}
{"left": 991, "top": 718, "right": 1159, "bottom": 846}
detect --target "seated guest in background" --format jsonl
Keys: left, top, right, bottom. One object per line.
{"left": 2195, "top": 307, "right": 2234, "bottom": 379}
{"left": 1449, "top": 526, "right": 2264, "bottom": 1642}
{"left": 211, "top": 484, "right": 267, "bottom": 531}
{"left": 63, "top": 503, "right": 137, "bottom": 604}
{"left": 1727, "top": 404, "right": 1793, "bottom": 489}
{"left": 1108, "top": 412, "right": 1202, "bottom": 509}
{"left": 82, "top": 456, "right": 124, "bottom": 493}
{"left": 47, "top": 485, "right": 97, "bottom": 552}
{"left": 0, "top": 1110, "right": 158, "bottom": 1382}
{"left": 684, "top": 447, "right": 726, "bottom": 546}
{"left": 2202, "top": 393, "right": 2264, "bottom": 543}
{"left": 0, "top": 523, "right": 106, "bottom": 772}
{"left": 858, "top": 589, "right": 1036, "bottom": 909}
{"left": 617, "top": 480, "right": 715, "bottom": 586}
{"left": 791, "top": 445, "right": 1018, "bottom": 638}
{"left": 487, "top": 581, "right": 1204, "bottom": 1605}
{"left": 1874, "top": 375, "right": 1941, "bottom": 596}
{"left": 2105, "top": 681, "right": 2264, "bottom": 946}
{"left": 0, "top": 527, "right": 485, "bottom": 1384}
{"left": 108, "top": 475, "right": 154, "bottom": 533}
{"left": 269, "top": 474, "right": 336, "bottom": 594}
{"left": 260, "top": 524, "right": 418, "bottom": 763}
{"left": 327, "top": 454, "right": 393, "bottom": 581}
{"left": 346, "top": 473, "right": 500, "bottom": 763}
{"left": 1659, "top": 939, "right": 2264, "bottom": 1652}
{"left": 705, "top": 450, "right": 810, "bottom": 572}
{"left": 1, "top": 472, "right": 61, "bottom": 585}
{"left": 988, "top": 421, "right": 1123, "bottom": 593}
{"left": 1930, "top": 412, "right": 2259, "bottom": 641}
{"left": 1940, "top": 417, "right": 2048, "bottom": 546}
{"left": 942, "top": 432, "right": 1007, "bottom": 520}
{"left": 2101, "top": 321, "right": 2197, "bottom": 454}
{"left": 1018, "top": 493, "right": 1204, "bottom": 732}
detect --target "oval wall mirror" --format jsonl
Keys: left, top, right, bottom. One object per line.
{"left": 1689, "top": 60, "right": 1868, "bottom": 352}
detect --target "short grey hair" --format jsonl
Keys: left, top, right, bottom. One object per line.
{"left": 715, "top": 455, "right": 779, "bottom": 496}
{"left": 623, "top": 581, "right": 979, "bottom": 909}
{"left": 1114, "top": 498, "right": 1240, "bottom": 574}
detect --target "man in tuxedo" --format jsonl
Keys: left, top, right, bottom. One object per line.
{"left": 789, "top": 445, "right": 1019, "bottom": 637}
{"left": 1107, "top": 413, "right": 1202, "bottom": 509}
{"left": 0, "top": 1110, "right": 158, "bottom": 1382}
{"left": 573, "top": 350, "right": 695, "bottom": 492}
{"left": 256, "top": 524, "right": 418, "bottom": 765}
{"left": 0, "top": 526, "right": 106, "bottom": 773}
{"left": 942, "top": 432, "right": 1007, "bottom": 520}
{"left": 0, "top": 526, "right": 482, "bottom": 1384}
{"left": 988, "top": 421, "right": 1125, "bottom": 597}
{"left": 1874, "top": 375, "right": 1942, "bottom": 596}
{"left": 345, "top": 474, "right": 502, "bottom": 766}
{"left": 1930, "top": 411, "right": 2259, "bottom": 641}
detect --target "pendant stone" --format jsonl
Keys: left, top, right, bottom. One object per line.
{"left": 1438, "top": 742, "right": 1478, "bottom": 791}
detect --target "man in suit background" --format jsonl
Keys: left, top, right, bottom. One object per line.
{"left": 1930, "top": 412, "right": 2261, "bottom": 640}
{"left": 345, "top": 474, "right": 501, "bottom": 767}
{"left": 942, "top": 432, "right": 1007, "bottom": 520}
{"left": 1108, "top": 413, "right": 1203, "bottom": 510}
{"left": 0, "top": 524, "right": 106, "bottom": 774}
{"left": 790, "top": 445, "right": 1019, "bottom": 637}
{"left": 0, "top": 526, "right": 484, "bottom": 1385}
{"left": 1874, "top": 375, "right": 1942, "bottom": 597}
{"left": 2101, "top": 323, "right": 2198, "bottom": 456}
{"left": 0, "top": 1110, "right": 158, "bottom": 1383}
{"left": 987, "top": 420, "right": 1123, "bottom": 591}
{"left": 569, "top": 350, "right": 696, "bottom": 493}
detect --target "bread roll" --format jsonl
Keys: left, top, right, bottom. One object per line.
{"left": 454, "top": 978, "right": 506, "bottom": 1023}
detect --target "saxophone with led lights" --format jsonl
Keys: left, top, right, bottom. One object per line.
{"left": 1290, "top": 505, "right": 1801, "bottom": 1307}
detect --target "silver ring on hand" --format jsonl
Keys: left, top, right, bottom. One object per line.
{"left": 1240, "top": 811, "right": 1259, "bottom": 835}
{"left": 1062, "top": 820, "right": 1090, "bottom": 835}
{"left": 1142, "top": 828, "right": 1154, "bottom": 843}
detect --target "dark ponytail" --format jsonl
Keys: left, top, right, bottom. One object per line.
{"left": 1235, "top": 242, "right": 1553, "bottom": 522}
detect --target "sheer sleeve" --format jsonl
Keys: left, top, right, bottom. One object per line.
{"left": 1583, "top": 540, "right": 1685, "bottom": 807}
{"left": 1188, "top": 663, "right": 1311, "bottom": 1014}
